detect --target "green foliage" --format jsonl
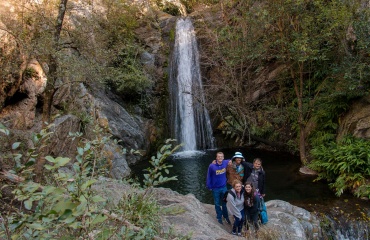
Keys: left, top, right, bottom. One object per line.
{"left": 1, "top": 128, "right": 108, "bottom": 239}
{"left": 309, "top": 136, "right": 370, "bottom": 198}
{"left": 0, "top": 125, "right": 185, "bottom": 239}
{"left": 23, "top": 68, "right": 39, "bottom": 79}
{"left": 117, "top": 191, "right": 160, "bottom": 231}
{"left": 217, "top": 115, "right": 245, "bottom": 138}
{"left": 169, "top": 28, "right": 176, "bottom": 42}
{"left": 143, "top": 139, "right": 180, "bottom": 188}
{"left": 104, "top": 44, "right": 153, "bottom": 96}
{"left": 309, "top": 92, "right": 358, "bottom": 147}
{"left": 161, "top": 205, "right": 186, "bottom": 215}
{"left": 95, "top": 1, "right": 154, "bottom": 97}
{"left": 160, "top": 2, "right": 182, "bottom": 16}
{"left": 1, "top": 0, "right": 154, "bottom": 108}
{"left": 73, "top": 112, "right": 93, "bottom": 134}
{"left": 0, "top": 122, "right": 54, "bottom": 177}
{"left": 203, "top": 0, "right": 370, "bottom": 166}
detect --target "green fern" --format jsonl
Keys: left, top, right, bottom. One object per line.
{"left": 309, "top": 136, "right": 370, "bottom": 198}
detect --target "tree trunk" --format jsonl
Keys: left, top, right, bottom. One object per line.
{"left": 41, "top": 56, "right": 57, "bottom": 125}
{"left": 41, "top": 0, "right": 68, "bottom": 125}
{"left": 292, "top": 63, "right": 308, "bottom": 165}
{"left": 37, "top": 0, "right": 68, "bottom": 182}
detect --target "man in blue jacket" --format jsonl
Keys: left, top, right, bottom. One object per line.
{"left": 206, "top": 152, "right": 231, "bottom": 224}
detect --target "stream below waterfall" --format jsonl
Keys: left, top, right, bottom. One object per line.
{"left": 132, "top": 147, "right": 369, "bottom": 239}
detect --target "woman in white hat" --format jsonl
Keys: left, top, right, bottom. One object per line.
{"left": 226, "top": 152, "right": 247, "bottom": 189}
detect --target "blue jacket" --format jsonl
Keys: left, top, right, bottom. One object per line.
{"left": 206, "top": 160, "right": 230, "bottom": 190}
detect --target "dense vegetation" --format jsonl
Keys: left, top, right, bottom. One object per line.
{"left": 309, "top": 136, "right": 370, "bottom": 198}
{"left": 0, "top": 122, "right": 183, "bottom": 239}
{"left": 197, "top": 0, "right": 370, "bottom": 198}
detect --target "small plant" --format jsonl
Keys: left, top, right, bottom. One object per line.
{"left": 309, "top": 136, "right": 370, "bottom": 198}
{"left": 114, "top": 190, "right": 161, "bottom": 238}
{"left": 23, "top": 68, "right": 39, "bottom": 79}
{"left": 143, "top": 139, "right": 181, "bottom": 188}
{"left": 0, "top": 122, "right": 54, "bottom": 178}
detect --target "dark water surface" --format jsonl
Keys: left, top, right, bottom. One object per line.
{"left": 133, "top": 148, "right": 345, "bottom": 205}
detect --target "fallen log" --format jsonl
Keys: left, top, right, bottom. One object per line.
{"left": 0, "top": 171, "right": 25, "bottom": 183}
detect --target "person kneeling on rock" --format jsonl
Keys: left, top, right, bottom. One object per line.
{"left": 226, "top": 179, "right": 245, "bottom": 236}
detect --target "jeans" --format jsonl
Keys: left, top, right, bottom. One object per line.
{"left": 212, "top": 186, "right": 228, "bottom": 221}
{"left": 233, "top": 209, "right": 245, "bottom": 233}
{"left": 246, "top": 212, "right": 259, "bottom": 231}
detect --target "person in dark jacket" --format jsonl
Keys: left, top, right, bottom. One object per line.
{"left": 244, "top": 158, "right": 266, "bottom": 197}
{"left": 244, "top": 181, "right": 260, "bottom": 233}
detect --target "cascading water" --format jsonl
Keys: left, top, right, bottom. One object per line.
{"left": 169, "top": 18, "right": 215, "bottom": 151}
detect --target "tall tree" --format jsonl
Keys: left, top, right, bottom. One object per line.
{"left": 42, "top": 0, "right": 68, "bottom": 125}
{"left": 264, "top": 0, "right": 356, "bottom": 164}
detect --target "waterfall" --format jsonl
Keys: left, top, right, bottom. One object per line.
{"left": 169, "top": 18, "right": 215, "bottom": 151}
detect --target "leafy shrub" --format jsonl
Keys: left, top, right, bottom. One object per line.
{"left": 309, "top": 136, "right": 370, "bottom": 198}
{"left": 104, "top": 44, "right": 153, "bottom": 97}
{"left": 117, "top": 191, "right": 160, "bottom": 232}
{"left": 143, "top": 139, "right": 180, "bottom": 188}
{"left": 0, "top": 123, "right": 182, "bottom": 239}
{"left": 3, "top": 132, "right": 109, "bottom": 239}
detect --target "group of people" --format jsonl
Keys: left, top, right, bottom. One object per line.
{"left": 206, "top": 151, "right": 266, "bottom": 236}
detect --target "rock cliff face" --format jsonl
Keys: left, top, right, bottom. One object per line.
{"left": 0, "top": 59, "right": 46, "bottom": 130}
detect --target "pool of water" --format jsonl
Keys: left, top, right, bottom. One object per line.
{"left": 132, "top": 147, "right": 339, "bottom": 205}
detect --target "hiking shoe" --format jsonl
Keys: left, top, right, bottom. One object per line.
{"left": 224, "top": 217, "right": 231, "bottom": 224}
{"left": 217, "top": 219, "right": 223, "bottom": 224}
{"left": 237, "top": 232, "right": 242, "bottom": 236}
{"left": 231, "top": 231, "right": 237, "bottom": 235}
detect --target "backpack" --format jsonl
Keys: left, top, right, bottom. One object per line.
{"left": 258, "top": 197, "right": 268, "bottom": 224}
{"left": 222, "top": 190, "right": 236, "bottom": 202}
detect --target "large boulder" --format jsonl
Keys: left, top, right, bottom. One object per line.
{"left": 337, "top": 95, "right": 370, "bottom": 140}
{"left": 47, "top": 115, "right": 80, "bottom": 159}
{"left": 266, "top": 200, "right": 321, "bottom": 240}
{"left": 93, "top": 178, "right": 322, "bottom": 240}
{"left": 52, "top": 82, "right": 151, "bottom": 176}
{"left": 84, "top": 84, "right": 150, "bottom": 165}
{"left": 49, "top": 112, "right": 132, "bottom": 179}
